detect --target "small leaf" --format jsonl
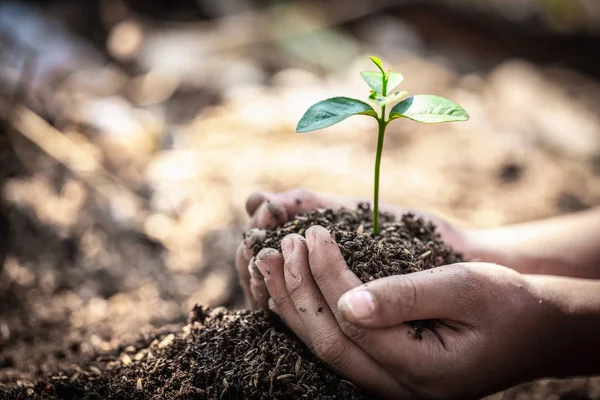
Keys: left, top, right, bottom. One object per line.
{"left": 389, "top": 95, "right": 469, "bottom": 124}
{"left": 361, "top": 71, "right": 385, "bottom": 95}
{"left": 370, "top": 91, "right": 408, "bottom": 107}
{"left": 362, "top": 71, "right": 404, "bottom": 96}
{"left": 386, "top": 72, "right": 404, "bottom": 93}
{"left": 369, "top": 56, "right": 385, "bottom": 74}
{"left": 296, "top": 97, "right": 377, "bottom": 133}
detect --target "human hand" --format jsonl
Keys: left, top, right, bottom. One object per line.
{"left": 235, "top": 189, "right": 469, "bottom": 309}
{"left": 464, "top": 207, "right": 600, "bottom": 279}
{"left": 252, "top": 225, "right": 577, "bottom": 399}
{"left": 235, "top": 189, "right": 354, "bottom": 308}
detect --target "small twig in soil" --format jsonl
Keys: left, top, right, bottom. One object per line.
{"left": 220, "top": 378, "right": 229, "bottom": 399}
{"left": 268, "top": 354, "right": 286, "bottom": 394}
{"left": 294, "top": 356, "right": 302, "bottom": 379}
{"left": 418, "top": 250, "right": 432, "bottom": 260}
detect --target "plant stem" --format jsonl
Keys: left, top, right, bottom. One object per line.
{"left": 373, "top": 117, "right": 386, "bottom": 235}
{"left": 372, "top": 70, "right": 389, "bottom": 236}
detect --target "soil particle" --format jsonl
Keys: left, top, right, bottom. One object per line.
{"left": 556, "top": 192, "right": 590, "bottom": 213}
{"left": 498, "top": 162, "right": 524, "bottom": 183}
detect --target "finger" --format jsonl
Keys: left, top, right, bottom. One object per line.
{"left": 281, "top": 234, "right": 314, "bottom": 313}
{"left": 338, "top": 263, "right": 482, "bottom": 328}
{"left": 235, "top": 243, "right": 255, "bottom": 308}
{"left": 272, "top": 188, "right": 332, "bottom": 216}
{"left": 303, "top": 224, "right": 364, "bottom": 341}
{"left": 246, "top": 188, "right": 346, "bottom": 223}
{"left": 246, "top": 191, "right": 272, "bottom": 216}
{"left": 280, "top": 234, "right": 409, "bottom": 397}
{"left": 305, "top": 225, "right": 362, "bottom": 315}
{"left": 254, "top": 248, "right": 310, "bottom": 345}
{"left": 249, "top": 258, "right": 269, "bottom": 310}
{"left": 268, "top": 297, "right": 279, "bottom": 314}
{"left": 249, "top": 199, "right": 288, "bottom": 229}
{"left": 304, "top": 225, "right": 446, "bottom": 364}
{"left": 235, "top": 229, "right": 266, "bottom": 307}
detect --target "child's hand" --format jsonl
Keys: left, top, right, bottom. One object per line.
{"left": 252, "top": 226, "right": 598, "bottom": 399}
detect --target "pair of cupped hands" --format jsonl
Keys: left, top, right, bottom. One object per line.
{"left": 234, "top": 189, "right": 566, "bottom": 399}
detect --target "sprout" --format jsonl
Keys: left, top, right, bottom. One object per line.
{"left": 297, "top": 56, "right": 469, "bottom": 235}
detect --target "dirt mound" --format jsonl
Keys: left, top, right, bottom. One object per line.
{"left": 3, "top": 206, "right": 461, "bottom": 399}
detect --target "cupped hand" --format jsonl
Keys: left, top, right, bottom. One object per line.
{"left": 235, "top": 189, "right": 470, "bottom": 309}
{"left": 235, "top": 189, "right": 354, "bottom": 308}
{"left": 253, "top": 226, "right": 561, "bottom": 399}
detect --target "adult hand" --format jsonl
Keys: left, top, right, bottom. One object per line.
{"left": 252, "top": 226, "right": 599, "bottom": 399}
{"left": 235, "top": 189, "right": 469, "bottom": 308}
{"left": 235, "top": 189, "right": 354, "bottom": 308}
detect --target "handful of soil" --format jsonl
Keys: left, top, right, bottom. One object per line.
{"left": 3, "top": 204, "right": 462, "bottom": 400}
{"left": 252, "top": 203, "right": 463, "bottom": 339}
{"left": 253, "top": 203, "right": 462, "bottom": 282}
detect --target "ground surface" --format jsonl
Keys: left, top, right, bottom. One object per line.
{"left": 2, "top": 207, "right": 461, "bottom": 399}
{"left": 1, "top": 1, "right": 600, "bottom": 399}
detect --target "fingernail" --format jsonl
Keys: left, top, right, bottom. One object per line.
{"left": 281, "top": 237, "right": 295, "bottom": 258}
{"left": 254, "top": 251, "right": 274, "bottom": 277}
{"left": 340, "top": 290, "right": 375, "bottom": 320}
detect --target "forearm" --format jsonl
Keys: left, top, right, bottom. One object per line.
{"left": 464, "top": 207, "right": 600, "bottom": 278}
{"left": 527, "top": 274, "right": 600, "bottom": 378}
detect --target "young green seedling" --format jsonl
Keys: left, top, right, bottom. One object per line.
{"left": 297, "top": 56, "right": 469, "bottom": 235}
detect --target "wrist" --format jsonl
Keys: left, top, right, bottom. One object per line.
{"left": 457, "top": 228, "right": 507, "bottom": 265}
{"left": 525, "top": 274, "right": 600, "bottom": 379}
{"left": 461, "top": 228, "right": 556, "bottom": 275}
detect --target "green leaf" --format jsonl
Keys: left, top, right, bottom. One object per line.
{"left": 361, "top": 71, "right": 385, "bottom": 95}
{"left": 369, "top": 56, "right": 385, "bottom": 74}
{"left": 370, "top": 91, "right": 409, "bottom": 107}
{"left": 389, "top": 95, "right": 469, "bottom": 124}
{"left": 296, "top": 97, "right": 377, "bottom": 133}
{"left": 386, "top": 72, "right": 404, "bottom": 93}
{"left": 361, "top": 70, "right": 404, "bottom": 96}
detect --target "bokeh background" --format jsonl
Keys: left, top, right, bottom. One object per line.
{"left": 1, "top": 0, "right": 600, "bottom": 398}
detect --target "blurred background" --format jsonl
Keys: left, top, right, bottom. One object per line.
{"left": 1, "top": 0, "right": 599, "bottom": 398}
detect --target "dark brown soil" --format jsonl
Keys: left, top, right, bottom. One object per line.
{"left": 253, "top": 203, "right": 463, "bottom": 339}
{"left": 1, "top": 205, "right": 461, "bottom": 399}
{"left": 2, "top": 306, "right": 369, "bottom": 400}
{"left": 253, "top": 203, "right": 463, "bottom": 281}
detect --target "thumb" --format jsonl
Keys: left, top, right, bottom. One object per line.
{"left": 338, "top": 263, "right": 480, "bottom": 328}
